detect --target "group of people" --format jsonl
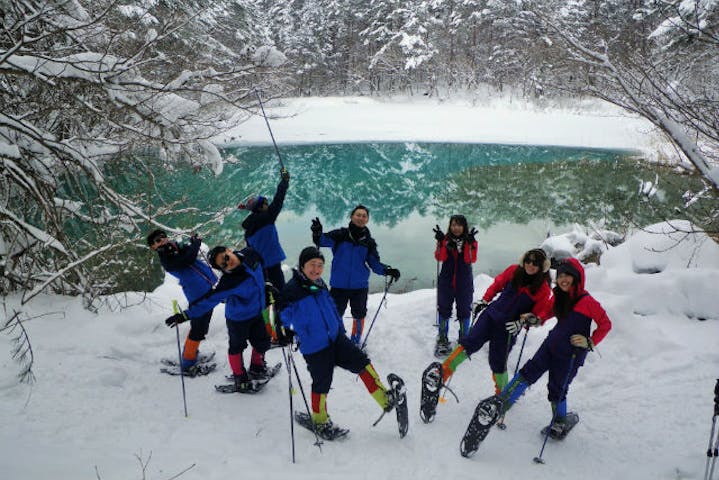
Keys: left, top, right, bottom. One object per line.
{"left": 425, "top": 217, "right": 612, "bottom": 436}
{"left": 148, "top": 169, "right": 402, "bottom": 437}
{"left": 147, "top": 167, "right": 612, "bottom": 441}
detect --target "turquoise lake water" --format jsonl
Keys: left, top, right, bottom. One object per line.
{"left": 127, "top": 142, "right": 705, "bottom": 293}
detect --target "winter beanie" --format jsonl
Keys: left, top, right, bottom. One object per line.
{"left": 238, "top": 195, "right": 266, "bottom": 212}
{"left": 207, "top": 245, "right": 228, "bottom": 270}
{"left": 246, "top": 196, "right": 266, "bottom": 212}
{"left": 299, "top": 246, "right": 324, "bottom": 268}
{"left": 146, "top": 229, "right": 167, "bottom": 246}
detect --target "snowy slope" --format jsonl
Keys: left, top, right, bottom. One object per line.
{"left": 2, "top": 224, "right": 718, "bottom": 480}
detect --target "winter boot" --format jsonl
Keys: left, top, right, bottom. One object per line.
{"left": 248, "top": 348, "right": 268, "bottom": 380}
{"left": 180, "top": 338, "right": 200, "bottom": 371}
{"left": 314, "top": 417, "right": 349, "bottom": 441}
{"left": 434, "top": 334, "right": 452, "bottom": 357}
{"left": 233, "top": 372, "right": 251, "bottom": 391}
{"left": 249, "top": 361, "right": 269, "bottom": 380}
{"left": 350, "top": 318, "right": 365, "bottom": 346}
{"left": 359, "top": 364, "right": 393, "bottom": 411}
{"left": 434, "top": 316, "right": 452, "bottom": 357}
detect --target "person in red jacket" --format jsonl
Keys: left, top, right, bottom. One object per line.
{"left": 421, "top": 248, "right": 553, "bottom": 423}
{"left": 432, "top": 215, "right": 478, "bottom": 356}
{"left": 493, "top": 257, "right": 612, "bottom": 436}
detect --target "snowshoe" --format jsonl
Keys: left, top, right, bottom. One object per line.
{"left": 160, "top": 351, "right": 216, "bottom": 368}
{"left": 387, "top": 373, "right": 409, "bottom": 438}
{"left": 248, "top": 362, "right": 283, "bottom": 381}
{"left": 160, "top": 362, "right": 217, "bottom": 377}
{"left": 215, "top": 374, "right": 271, "bottom": 394}
{"left": 459, "top": 395, "right": 504, "bottom": 458}
{"left": 420, "top": 362, "right": 443, "bottom": 423}
{"left": 540, "top": 411, "right": 579, "bottom": 440}
{"left": 294, "top": 412, "right": 349, "bottom": 441}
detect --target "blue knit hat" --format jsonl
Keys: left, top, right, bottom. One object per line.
{"left": 239, "top": 195, "right": 266, "bottom": 212}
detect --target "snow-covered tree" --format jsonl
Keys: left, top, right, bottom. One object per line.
{"left": 525, "top": 1, "right": 719, "bottom": 193}
{"left": 0, "top": 0, "right": 287, "bottom": 305}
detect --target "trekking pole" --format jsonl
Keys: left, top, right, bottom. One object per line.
{"left": 280, "top": 346, "right": 296, "bottom": 462}
{"left": 254, "top": 89, "right": 285, "bottom": 171}
{"left": 171, "top": 300, "right": 189, "bottom": 418}
{"left": 434, "top": 260, "right": 440, "bottom": 327}
{"left": 514, "top": 327, "right": 530, "bottom": 376}
{"left": 705, "top": 379, "right": 719, "bottom": 480}
{"left": 533, "top": 351, "right": 578, "bottom": 464}
{"left": 288, "top": 345, "right": 323, "bottom": 450}
{"left": 359, "top": 276, "right": 394, "bottom": 351}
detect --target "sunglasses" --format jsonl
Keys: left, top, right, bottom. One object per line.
{"left": 152, "top": 234, "right": 167, "bottom": 245}
{"left": 524, "top": 257, "right": 542, "bottom": 267}
{"left": 218, "top": 253, "right": 231, "bottom": 270}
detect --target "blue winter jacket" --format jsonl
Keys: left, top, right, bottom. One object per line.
{"left": 242, "top": 177, "right": 288, "bottom": 268}
{"left": 158, "top": 237, "right": 217, "bottom": 306}
{"left": 185, "top": 247, "right": 266, "bottom": 322}
{"left": 277, "top": 270, "right": 347, "bottom": 355}
{"left": 318, "top": 225, "right": 386, "bottom": 290}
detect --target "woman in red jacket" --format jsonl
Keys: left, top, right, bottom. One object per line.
{"left": 498, "top": 257, "right": 612, "bottom": 436}
{"left": 433, "top": 215, "right": 478, "bottom": 357}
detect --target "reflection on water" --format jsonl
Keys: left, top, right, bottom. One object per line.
{"left": 128, "top": 142, "right": 708, "bottom": 292}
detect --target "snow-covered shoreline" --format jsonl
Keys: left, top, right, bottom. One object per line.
{"left": 216, "top": 95, "right": 666, "bottom": 156}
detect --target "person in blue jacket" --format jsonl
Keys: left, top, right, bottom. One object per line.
{"left": 276, "top": 246, "right": 398, "bottom": 438}
{"left": 240, "top": 168, "right": 290, "bottom": 290}
{"left": 311, "top": 205, "right": 400, "bottom": 346}
{"left": 165, "top": 245, "right": 271, "bottom": 390}
{"left": 148, "top": 229, "right": 217, "bottom": 373}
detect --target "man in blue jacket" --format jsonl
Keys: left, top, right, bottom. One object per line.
{"left": 240, "top": 168, "right": 290, "bottom": 290}
{"left": 148, "top": 229, "right": 217, "bottom": 373}
{"left": 166, "top": 245, "right": 271, "bottom": 390}
{"left": 276, "top": 246, "right": 399, "bottom": 439}
{"left": 312, "top": 205, "right": 400, "bottom": 346}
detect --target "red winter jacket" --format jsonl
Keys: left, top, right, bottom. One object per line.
{"left": 435, "top": 236, "right": 477, "bottom": 291}
{"left": 552, "top": 257, "right": 612, "bottom": 347}
{"left": 482, "top": 264, "right": 554, "bottom": 322}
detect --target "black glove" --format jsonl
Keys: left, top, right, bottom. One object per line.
{"left": 311, "top": 217, "right": 322, "bottom": 244}
{"left": 385, "top": 267, "right": 401, "bottom": 281}
{"left": 311, "top": 217, "right": 322, "bottom": 235}
{"left": 433, "top": 225, "right": 444, "bottom": 242}
{"left": 472, "top": 300, "right": 489, "bottom": 318}
{"left": 467, "top": 227, "right": 478, "bottom": 243}
{"left": 275, "top": 324, "right": 295, "bottom": 346}
{"left": 189, "top": 232, "right": 202, "bottom": 245}
{"left": 505, "top": 319, "right": 523, "bottom": 335}
{"left": 265, "top": 281, "right": 280, "bottom": 305}
{"left": 165, "top": 312, "right": 188, "bottom": 327}
{"left": 281, "top": 168, "right": 290, "bottom": 181}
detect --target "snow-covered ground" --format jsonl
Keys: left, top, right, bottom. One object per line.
{"left": 2, "top": 97, "right": 718, "bottom": 480}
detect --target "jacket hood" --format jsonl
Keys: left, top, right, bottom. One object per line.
{"left": 557, "top": 257, "right": 586, "bottom": 298}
